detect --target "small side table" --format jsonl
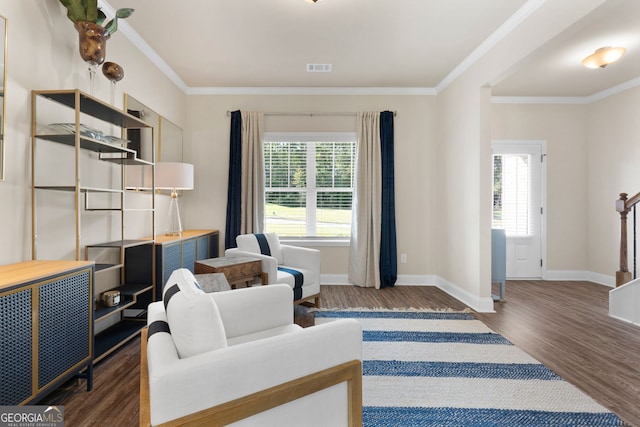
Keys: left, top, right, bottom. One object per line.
{"left": 194, "top": 273, "right": 231, "bottom": 293}
{"left": 194, "top": 256, "right": 267, "bottom": 289}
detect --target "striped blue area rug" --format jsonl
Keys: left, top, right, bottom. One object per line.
{"left": 315, "top": 310, "right": 620, "bottom": 427}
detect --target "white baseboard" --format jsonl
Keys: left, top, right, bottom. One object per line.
{"left": 609, "top": 279, "right": 640, "bottom": 325}
{"left": 545, "top": 270, "right": 615, "bottom": 288}
{"left": 434, "top": 276, "right": 495, "bottom": 313}
{"left": 396, "top": 274, "right": 437, "bottom": 286}
{"left": 544, "top": 269, "right": 589, "bottom": 281}
{"left": 609, "top": 314, "right": 640, "bottom": 326}
{"left": 320, "top": 274, "right": 350, "bottom": 285}
{"left": 320, "top": 274, "right": 494, "bottom": 313}
{"left": 587, "top": 271, "right": 616, "bottom": 287}
{"left": 320, "top": 270, "right": 616, "bottom": 312}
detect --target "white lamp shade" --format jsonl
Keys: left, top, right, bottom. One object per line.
{"left": 156, "top": 162, "right": 194, "bottom": 190}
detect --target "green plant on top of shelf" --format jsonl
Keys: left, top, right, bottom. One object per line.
{"left": 59, "top": 0, "right": 134, "bottom": 37}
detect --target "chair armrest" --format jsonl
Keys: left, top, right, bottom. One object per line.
{"left": 147, "top": 319, "right": 362, "bottom": 425}
{"left": 225, "top": 248, "right": 278, "bottom": 284}
{"left": 210, "top": 284, "right": 293, "bottom": 339}
{"left": 281, "top": 245, "right": 320, "bottom": 273}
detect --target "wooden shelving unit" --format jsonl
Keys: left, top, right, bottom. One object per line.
{"left": 31, "top": 89, "right": 156, "bottom": 363}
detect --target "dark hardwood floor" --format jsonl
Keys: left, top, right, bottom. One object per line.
{"left": 477, "top": 280, "right": 640, "bottom": 427}
{"left": 49, "top": 281, "right": 640, "bottom": 426}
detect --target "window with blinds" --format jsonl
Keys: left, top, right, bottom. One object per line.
{"left": 493, "top": 153, "right": 531, "bottom": 235}
{"left": 264, "top": 132, "right": 356, "bottom": 238}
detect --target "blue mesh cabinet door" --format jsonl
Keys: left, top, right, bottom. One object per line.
{"left": 183, "top": 239, "right": 197, "bottom": 273}
{"left": 160, "top": 243, "right": 182, "bottom": 297}
{"left": 196, "top": 235, "right": 209, "bottom": 260}
{"left": 0, "top": 289, "right": 33, "bottom": 404}
{"left": 209, "top": 232, "right": 219, "bottom": 257}
{"left": 38, "top": 270, "right": 92, "bottom": 390}
{"left": 195, "top": 232, "right": 219, "bottom": 260}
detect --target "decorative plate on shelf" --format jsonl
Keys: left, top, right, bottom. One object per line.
{"left": 48, "top": 123, "right": 130, "bottom": 146}
{"left": 98, "top": 135, "right": 131, "bottom": 145}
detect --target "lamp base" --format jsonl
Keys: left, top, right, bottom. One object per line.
{"left": 165, "top": 191, "right": 183, "bottom": 236}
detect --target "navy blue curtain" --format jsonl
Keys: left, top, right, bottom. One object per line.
{"left": 225, "top": 110, "right": 242, "bottom": 249}
{"left": 379, "top": 111, "right": 397, "bottom": 288}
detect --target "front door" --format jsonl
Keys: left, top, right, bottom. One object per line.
{"left": 492, "top": 141, "right": 545, "bottom": 278}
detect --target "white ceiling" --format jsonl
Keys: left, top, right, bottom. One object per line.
{"left": 493, "top": 0, "right": 640, "bottom": 98}
{"left": 103, "top": 0, "right": 640, "bottom": 98}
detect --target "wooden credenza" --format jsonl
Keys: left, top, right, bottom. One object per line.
{"left": 153, "top": 230, "right": 219, "bottom": 300}
{"left": 0, "top": 260, "right": 94, "bottom": 404}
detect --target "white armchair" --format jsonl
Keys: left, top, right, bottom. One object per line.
{"left": 140, "top": 269, "right": 362, "bottom": 427}
{"left": 226, "top": 233, "right": 321, "bottom": 307}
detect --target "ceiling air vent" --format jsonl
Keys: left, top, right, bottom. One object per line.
{"left": 306, "top": 64, "right": 332, "bottom": 72}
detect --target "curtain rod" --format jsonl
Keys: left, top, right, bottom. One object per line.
{"left": 226, "top": 111, "right": 397, "bottom": 117}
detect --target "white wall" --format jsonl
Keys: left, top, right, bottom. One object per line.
{"left": 0, "top": 1, "right": 185, "bottom": 265}
{"left": 491, "top": 87, "right": 640, "bottom": 285}
{"left": 491, "top": 103, "right": 589, "bottom": 273}
{"left": 436, "top": 79, "right": 493, "bottom": 310}
{"left": 587, "top": 85, "right": 640, "bottom": 280}
{"left": 183, "top": 94, "right": 438, "bottom": 277}
{"left": 433, "top": 0, "right": 607, "bottom": 311}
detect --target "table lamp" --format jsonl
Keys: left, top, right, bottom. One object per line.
{"left": 156, "top": 162, "right": 194, "bottom": 236}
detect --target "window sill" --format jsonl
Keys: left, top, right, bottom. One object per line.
{"left": 279, "top": 238, "right": 350, "bottom": 247}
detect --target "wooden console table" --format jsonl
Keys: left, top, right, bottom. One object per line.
{"left": 195, "top": 256, "right": 266, "bottom": 289}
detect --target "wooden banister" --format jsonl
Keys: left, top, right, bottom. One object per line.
{"left": 616, "top": 192, "right": 640, "bottom": 286}
{"left": 625, "top": 191, "right": 640, "bottom": 209}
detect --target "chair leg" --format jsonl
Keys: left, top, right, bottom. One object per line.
{"left": 299, "top": 294, "right": 320, "bottom": 308}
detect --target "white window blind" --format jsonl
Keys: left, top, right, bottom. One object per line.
{"left": 493, "top": 154, "right": 531, "bottom": 235}
{"left": 264, "top": 132, "right": 356, "bottom": 238}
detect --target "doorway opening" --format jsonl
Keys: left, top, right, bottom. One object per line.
{"left": 492, "top": 140, "right": 546, "bottom": 279}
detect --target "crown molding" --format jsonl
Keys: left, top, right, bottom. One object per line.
{"left": 492, "top": 75, "right": 640, "bottom": 105}
{"left": 185, "top": 86, "right": 436, "bottom": 96}
{"left": 587, "top": 76, "right": 640, "bottom": 102}
{"left": 435, "top": 0, "right": 547, "bottom": 94}
{"left": 103, "top": 0, "right": 638, "bottom": 102}
{"left": 491, "top": 96, "right": 590, "bottom": 104}
{"left": 100, "top": 1, "right": 189, "bottom": 93}
{"left": 100, "top": 0, "right": 432, "bottom": 97}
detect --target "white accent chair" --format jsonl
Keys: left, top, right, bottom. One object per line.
{"left": 140, "top": 269, "right": 362, "bottom": 427}
{"left": 225, "top": 233, "right": 321, "bottom": 307}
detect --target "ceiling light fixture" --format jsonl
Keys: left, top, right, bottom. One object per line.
{"left": 582, "top": 46, "right": 626, "bottom": 69}
{"left": 305, "top": 0, "right": 318, "bottom": 3}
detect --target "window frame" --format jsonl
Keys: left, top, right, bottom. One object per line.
{"left": 263, "top": 132, "right": 357, "bottom": 241}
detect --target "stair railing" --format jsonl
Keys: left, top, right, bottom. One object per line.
{"left": 616, "top": 192, "right": 640, "bottom": 286}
